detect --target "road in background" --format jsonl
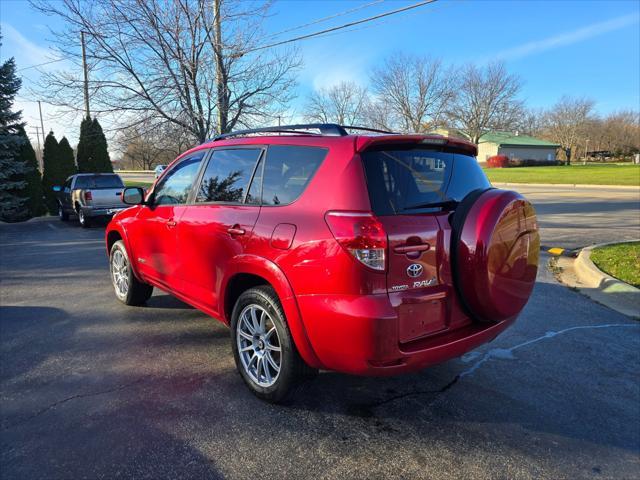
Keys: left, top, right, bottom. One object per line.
{"left": 1, "top": 214, "right": 638, "bottom": 479}
{"left": 500, "top": 184, "right": 640, "bottom": 250}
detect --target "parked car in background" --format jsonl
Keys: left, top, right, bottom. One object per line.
{"left": 54, "top": 173, "right": 127, "bottom": 227}
{"left": 154, "top": 165, "right": 167, "bottom": 178}
{"left": 105, "top": 123, "right": 540, "bottom": 403}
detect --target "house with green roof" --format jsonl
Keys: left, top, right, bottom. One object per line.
{"left": 477, "top": 131, "right": 560, "bottom": 164}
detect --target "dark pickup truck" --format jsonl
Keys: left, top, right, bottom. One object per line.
{"left": 54, "top": 173, "right": 128, "bottom": 227}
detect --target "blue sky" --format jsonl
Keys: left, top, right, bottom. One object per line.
{"left": 1, "top": 0, "right": 639, "bottom": 145}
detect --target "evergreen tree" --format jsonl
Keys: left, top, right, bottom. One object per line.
{"left": 0, "top": 56, "right": 30, "bottom": 222}
{"left": 58, "top": 136, "right": 77, "bottom": 178}
{"left": 16, "top": 126, "right": 46, "bottom": 217}
{"left": 76, "top": 116, "right": 113, "bottom": 173}
{"left": 41, "top": 132, "right": 62, "bottom": 214}
{"left": 91, "top": 118, "right": 113, "bottom": 173}
{"left": 76, "top": 116, "right": 92, "bottom": 173}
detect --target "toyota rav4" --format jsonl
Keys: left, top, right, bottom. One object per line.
{"left": 105, "top": 124, "right": 539, "bottom": 403}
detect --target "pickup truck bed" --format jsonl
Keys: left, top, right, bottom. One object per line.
{"left": 56, "top": 173, "right": 128, "bottom": 227}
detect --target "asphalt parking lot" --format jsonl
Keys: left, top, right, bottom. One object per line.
{"left": 1, "top": 187, "right": 639, "bottom": 479}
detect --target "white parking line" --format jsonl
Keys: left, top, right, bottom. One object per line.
{"left": 46, "top": 223, "right": 59, "bottom": 230}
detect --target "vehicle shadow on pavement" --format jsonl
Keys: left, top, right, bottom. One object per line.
{"left": 281, "top": 278, "right": 640, "bottom": 456}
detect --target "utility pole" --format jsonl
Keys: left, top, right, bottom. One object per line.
{"left": 31, "top": 127, "right": 42, "bottom": 171}
{"left": 81, "top": 31, "right": 91, "bottom": 119}
{"left": 213, "top": 0, "right": 226, "bottom": 135}
{"left": 37, "top": 101, "right": 46, "bottom": 171}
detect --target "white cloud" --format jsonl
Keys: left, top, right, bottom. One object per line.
{"left": 2, "top": 22, "right": 77, "bottom": 146}
{"left": 0, "top": 21, "right": 61, "bottom": 69}
{"left": 488, "top": 12, "right": 640, "bottom": 62}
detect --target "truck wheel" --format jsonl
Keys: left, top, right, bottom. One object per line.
{"left": 58, "top": 204, "right": 69, "bottom": 221}
{"left": 109, "top": 240, "right": 153, "bottom": 306}
{"left": 78, "top": 208, "right": 91, "bottom": 228}
{"left": 231, "top": 286, "right": 316, "bottom": 403}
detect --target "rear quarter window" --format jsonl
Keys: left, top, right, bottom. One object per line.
{"left": 261, "top": 146, "right": 327, "bottom": 206}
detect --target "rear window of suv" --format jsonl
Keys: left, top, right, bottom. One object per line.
{"left": 361, "top": 147, "right": 490, "bottom": 216}
{"left": 74, "top": 175, "right": 124, "bottom": 189}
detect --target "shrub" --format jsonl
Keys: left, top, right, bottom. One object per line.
{"left": 487, "top": 155, "right": 510, "bottom": 168}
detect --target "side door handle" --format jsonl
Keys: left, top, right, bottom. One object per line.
{"left": 166, "top": 219, "right": 177, "bottom": 228}
{"left": 227, "top": 225, "right": 245, "bottom": 236}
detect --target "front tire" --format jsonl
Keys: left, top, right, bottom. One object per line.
{"left": 109, "top": 240, "right": 153, "bottom": 306}
{"left": 231, "top": 286, "right": 316, "bottom": 403}
{"left": 58, "top": 204, "right": 69, "bottom": 221}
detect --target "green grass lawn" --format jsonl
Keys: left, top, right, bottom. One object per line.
{"left": 590, "top": 242, "right": 640, "bottom": 288}
{"left": 124, "top": 180, "right": 153, "bottom": 188}
{"left": 483, "top": 164, "right": 640, "bottom": 186}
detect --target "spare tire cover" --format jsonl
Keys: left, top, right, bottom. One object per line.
{"left": 451, "top": 189, "right": 539, "bottom": 323}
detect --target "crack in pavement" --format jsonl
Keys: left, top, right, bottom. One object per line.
{"left": 349, "top": 323, "right": 640, "bottom": 417}
{"left": 1, "top": 377, "right": 147, "bottom": 432}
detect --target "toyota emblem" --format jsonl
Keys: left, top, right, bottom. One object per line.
{"left": 407, "top": 263, "right": 423, "bottom": 278}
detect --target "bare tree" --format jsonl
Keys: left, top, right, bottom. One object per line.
{"left": 369, "top": 53, "right": 456, "bottom": 133}
{"left": 31, "top": 0, "right": 300, "bottom": 142}
{"left": 116, "top": 120, "right": 193, "bottom": 170}
{"left": 303, "top": 81, "right": 369, "bottom": 125}
{"left": 447, "top": 62, "right": 523, "bottom": 144}
{"left": 514, "top": 107, "right": 545, "bottom": 137}
{"left": 540, "top": 96, "right": 595, "bottom": 160}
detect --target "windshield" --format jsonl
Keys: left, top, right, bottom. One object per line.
{"left": 74, "top": 175, "right": 124, "bottom": 189}
{"left": 361, "top": 148, "right": 490, "bottom": 215}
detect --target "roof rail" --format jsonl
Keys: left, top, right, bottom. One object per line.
{"left": 212, "top": 123, "right": 348, "bottom": 141}
{"left": 210, "top": 123, "right": 397, "bottom": 142}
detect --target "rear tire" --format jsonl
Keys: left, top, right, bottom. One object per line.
{"left": 58, "top": 204, "right": 69, "bottom": 221}
{"left": 231, "top": 286, "right": 316, "bottom": 403}
{"left": 109, "top": 240, "right": 153, "bottom": 306}
{"left": 78, "top": 208, "right": 91, "bottom": 228}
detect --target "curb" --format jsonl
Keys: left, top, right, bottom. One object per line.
{"left": 492, "top": 182, "right": 639, "bottom": 190}
{"left": 573, "top": 241, "right": 639, "bottom": 318}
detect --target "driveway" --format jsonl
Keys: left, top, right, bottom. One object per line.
{"left": 1, "top": 194, "right": 639, "bottom": 479}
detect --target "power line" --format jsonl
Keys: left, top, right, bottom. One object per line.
{"left": 245, "top": 0, "right": 437, "bottom": 54}
{"left": 264, "top": 0, "right": 385, "bottom": 40}
{"left": 17, "top": 58, "right": 66, "bottom": 72}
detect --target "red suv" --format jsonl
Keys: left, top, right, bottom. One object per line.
{"left": 106, "top": 124, "right": 539, "bottom": 402}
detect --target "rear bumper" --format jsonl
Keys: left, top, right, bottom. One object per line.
{"left": 296, "top": 293, "right": 515, "bottom": 375}
{"left": 82, "top": 207, "right": 127, "bottom": 217}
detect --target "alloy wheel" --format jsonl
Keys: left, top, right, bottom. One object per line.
{"left": 110, "top": 249, "right": 130, "bottom": 298}
{"left": 236, "top": 304, "right": 282, "bottom": 387}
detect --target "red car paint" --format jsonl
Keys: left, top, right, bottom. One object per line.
{"left": 106, "top": 133, "right": 539, "bottom": 375}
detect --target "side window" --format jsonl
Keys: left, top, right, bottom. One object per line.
{"left": 64, "top": 177, "right": 73, "bottom": 191}
{"left": 261, "top": 146, "right": 327, "bottom": 206}
{"left": 196, "top": 148, "right": 262, "bottom": 203}
{"left": 153, "top": 152, "right": 206, "bottom": 205}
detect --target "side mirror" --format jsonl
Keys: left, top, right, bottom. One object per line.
{"left": 52, "top": 186, "right": 62, "bottom": 192}
{"left": 122, "top": 187, "right": 145, "bottom": 205}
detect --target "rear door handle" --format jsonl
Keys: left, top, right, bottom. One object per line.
{"left": 228, "top": 226, "right": 245, "bottom": 236}
{"left": 393, "top": 243, "right": 431, "bottom": 254}
{"left": 166, "top": 219, "right": 177, "bottom": 228}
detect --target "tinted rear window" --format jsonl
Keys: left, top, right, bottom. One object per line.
{"left": 74, "top": 175, "right": 124, "bottom": 189}
{"left": 361, "top": 148, "right": 490, "bottom": 215}
{"left": 261, "top": 146, "right": 327, "bottom": 206}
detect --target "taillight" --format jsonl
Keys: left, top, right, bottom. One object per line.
{"left": 325, "top": 211, "right": 387, "bottom": 271}
{"left": 84, "top": 191, "right": 93, "bottom": 202}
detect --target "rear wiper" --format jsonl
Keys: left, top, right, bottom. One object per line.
{"left": 402, "top": 199, "right": 459, "bottom": 211}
